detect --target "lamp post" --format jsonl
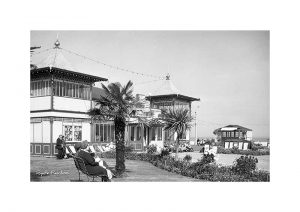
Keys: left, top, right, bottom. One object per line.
{"left": 195, "top": 105, "right": 200, "bottom": 144}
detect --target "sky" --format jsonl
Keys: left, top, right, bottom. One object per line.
{"left": 31, "top": 31, "right": 269, "bottom": 138}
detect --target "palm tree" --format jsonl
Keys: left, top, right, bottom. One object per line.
{"left": 162, "top": 108, "right": 193, "bottom": 160}
{"left": 88, "top": 81, "right": 134, "bottom": 174}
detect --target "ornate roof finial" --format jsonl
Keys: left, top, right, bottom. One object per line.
{"left": 54, "top": 33, "right": 60, "bottom": 48}
{"left": 166, "top": 73, "right": 170, "bottom": 80}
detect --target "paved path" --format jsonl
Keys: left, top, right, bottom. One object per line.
{"left": 30, "top": 157, "right": 202, "bottom": 182}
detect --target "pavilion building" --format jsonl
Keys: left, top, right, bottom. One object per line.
{"left": 124, "top": 75, "right": 200, "bottom": 151}
{"left": 30, "top": 40, "right": 107, "bottom": 156}
{"left": 30, "top": 40, "right": 200, "bottom": 156}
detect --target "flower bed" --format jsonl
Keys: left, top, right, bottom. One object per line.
{"left": 101, "top": 151, "right": 270, "bottom": 182}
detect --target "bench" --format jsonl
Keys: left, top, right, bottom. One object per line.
{"left": 72, "top": 155, "right": 108, "bottom": 182}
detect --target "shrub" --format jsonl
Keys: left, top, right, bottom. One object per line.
{"left": 159, "top": 148, "right": 170, "bottom": 158}
{"left": 199, "top": 153, "right": 215, "bottom": 164}
{"left": 183, "top": 154, "right": 192, "bottom": 162}
{"left": 146, "top": 145, "right": 157, "bottom": 154}
{"left": 232, "top": 155, "right": 258, "bottom": 175}
{"left": 101, "top": 149, "right": 269, "bottom": 182}
{"left": 125, "top": 145, "right": 135, "bottom": 153}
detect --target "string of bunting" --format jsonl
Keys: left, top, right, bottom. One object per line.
{"left": 60, "top": 47, "right": 165, "bottom": 80}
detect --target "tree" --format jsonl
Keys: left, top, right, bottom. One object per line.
{"left": 162, "top": 108, "right": 193, "bottom": 160}
{"left": 88, "top": 81, "right": 134, "bottom": 175}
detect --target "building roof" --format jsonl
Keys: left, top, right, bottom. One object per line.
{"left": 31, "top": 40, "right": 108, "bottom": 83}
{"left": 36, "top": 48, "right": 76, "bottom": 72}
{"left": 146, "top": 75, "right": 200, "bottom": 102}
{"left": 213, "top": 125, "right": 252, "bottom": 134}
{"left": 92, "top": 87, "right": 106, "bottom": 100}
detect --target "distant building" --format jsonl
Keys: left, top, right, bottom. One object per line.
{"left": 145, "top": 74, "right": 200, "bottom": 149}
{"left": 213, "top": 125, "right": 252, "bottom": 150}
{"left": 253, "top": 139, "right": 270, "bottom": 147}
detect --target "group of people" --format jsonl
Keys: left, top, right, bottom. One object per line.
{"left": 55, "top": 135, "right": 114, "bottom": 181}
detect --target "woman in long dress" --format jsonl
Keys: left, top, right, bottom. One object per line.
{"left": 55, "top": 135, "right": 65, "bottom": 159}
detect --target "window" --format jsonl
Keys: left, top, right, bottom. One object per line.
{"left": 181, "top": 130, "right": 186, "bottom": 139}
{"left": 59, "top": 81, "right": 63, "bottom": 96}
{"left": 144, "top": 127, "right": 147, "bottom": 140}
{"left": 137, "top": 126, "right": 141, "bottom": 141}
{"left": 75, "top": 84, "right": 79, "bottom": 98}
{"left": 151, "top": 128, "right": 156, "bottom": 140}
{"left": 231, "top": 132, "right": 234, "bottom": 137}
{"left": 107, "top": 125, "right": 111, "bottom": 141}
{"left": 64, "top": 125, "right": 73, "bottom": 141}
{"left": 95, "top": 124, "right": 100, "bottom": 142}
{"left": 74, "top": 126, "right": 82, "bottom": 141}
{"left": 157, "top": 127, "right": 162, "bottom": 140}
{"left": 104, "top": 124, "right": 108, "bottom": 142}
{"left": 79, "top": 85, "right": 84, "bottom": 99}
{"left": 111, "top": 125, "right": 115, "bottom": 141}
{"left": 130, "top": 126, "right": 135, "bottom": 141}
{"left": 222, "top": 132, "right": 226, "bottom": 137}
{"left": 30, "top": 82, "right": 33, "bottom": 96}
{"left": 94, "top": 123, "right": 114, "bottom": 142}
{"left": 100, "top": 124, "right": 103, "bottom": 142}
{"left": 40, "top": 81, "right": 45, "bottom": 96}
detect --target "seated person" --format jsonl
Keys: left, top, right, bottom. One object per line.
{"left": 76, "top": 140, "right": 114, "bottom": 180}
{"left": 74, "top": 142, "right": 110, "bottom": 169}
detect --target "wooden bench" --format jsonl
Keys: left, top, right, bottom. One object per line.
{"left": 72, "top": 155, "right": 108, "bottom": 182}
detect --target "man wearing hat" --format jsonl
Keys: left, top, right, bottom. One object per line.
{"left": 76, "top": 140, "right": 113, "bottom": 181}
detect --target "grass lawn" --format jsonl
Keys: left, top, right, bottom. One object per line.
{"left": 30, "top": 156, "right": 202, "bottom": 182}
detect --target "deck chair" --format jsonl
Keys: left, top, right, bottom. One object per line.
{"left": 68, "top": 145, "right": 77, "bottom": 155}
{"left": 72, "top": 155, "right": 107, "bottom": 182}
{"left": 96, "top": 145, "right": 104, "bottom": 153}
{"left": 204, "top": 144, "right": 210, "bottom": 154}
{"left": 65, "top": 146, "right": 70, "bottom": 155}
{"left": 102, "top": 145, "right": 110, "bottom": 152}
{"left": 89, "top": 145, "right": 96, "bottom": 154}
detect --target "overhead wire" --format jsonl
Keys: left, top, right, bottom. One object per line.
{"left": 60, "top": 47, "right": 165, "bottom": 80}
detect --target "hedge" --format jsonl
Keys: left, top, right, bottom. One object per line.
{"left": 101, "top": 151, "right": 270, "bottom": 182}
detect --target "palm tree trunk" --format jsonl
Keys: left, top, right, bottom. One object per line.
{"left": 115, "top": 117, "right": 126, "bottom": 174}
{"left": 175, "top": 137, "right": 179, "bottom": 160}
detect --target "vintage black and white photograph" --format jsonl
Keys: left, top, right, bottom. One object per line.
{"left": 30, "top": 31, "right": 270, "bottom": 182}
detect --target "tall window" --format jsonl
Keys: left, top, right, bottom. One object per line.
{"left": 95, "top": 124, "right": 100, "bottom": 142}
{"left": 111, "top": 125, "right": 115, "bottom": 141}
{"left": 157, "top": 127, "right": 162, "bottom": 140}
{"left": 74, "top": 126, "right": 82, "bottom": 141}
{"left": 95, "top": 123, "right": 115, "bottom": 143}
{"left": 64, "top": 125, "right": 73, "bottom": 141}
{"left": 107, "top": 125, "right": 111, "bottom": 141}
{"left": 151, "top": 128, "right": 156, "bottom": 140}
{"left": 137, "top": 126, "right": 141, "bottom": 141}
{"left": 130, "top": 126, "right": 135, "bottom": 141}
{"left": 104, "top": 124, "right": 108, "bottom": 141}
{"left": 100, "top": 124, "right": 103, "bottom": 142}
